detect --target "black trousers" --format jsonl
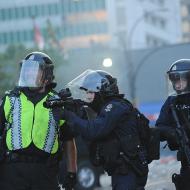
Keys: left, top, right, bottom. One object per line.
{"left": 172, "top": 166, "right": 190, "bottom": 190}
{"left": 0, "top": 162, "right": 60, "bottom": 190}
{"left": 112, "top": 170, "right": 148, "bottom": 190}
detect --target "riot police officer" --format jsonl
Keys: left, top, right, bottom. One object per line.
{"left": 0, "top": 52, "right": 77, "bottom": 190}
{"left": 156, "top": 59, "right": 190, "bottom": 190}
{"left": 56, "top": 69, "right": 149, "bottom": 190}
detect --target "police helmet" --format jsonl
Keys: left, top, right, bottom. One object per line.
{"left": 94, "top": 70, "right": 119, "bottom": 96}
{"left": 18, "top": 52, "right": 56, "bottom": 88}
{"left": 167, "top": 59, "right": 190, "bottom": 95}
{"left": 67, "top": 69, "right": 119, "bottom": 103}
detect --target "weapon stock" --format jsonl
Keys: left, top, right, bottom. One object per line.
{"left": 43, "top": 88, "right": 85, "bottom": 109}
{"left": 170, "top": 103, "right": 190, "bottom": 165}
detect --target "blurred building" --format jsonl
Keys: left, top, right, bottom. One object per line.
{"left": 109, "top": 0, "right": 182, "bottom": 50}
{"left": 180, "top": 0, "right": 190, "bottom": 42}
{"left": 0, "top": 0, "right": 182, "bottom": 52}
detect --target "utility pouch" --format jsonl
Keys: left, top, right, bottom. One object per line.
{"left": 101, "top": 138, "right": 120, "bottom": 164}
{"left": 89, "top": 137, "right": 121, "bottom": 173}
{"left": 116, "top": 134, "right": 148, "bottom": 176}
{"left": 89, "top": 141, "right": 104, "bottom": 167}
{"left": 101, "top": 138, "right": 121, "bottom": 174}
{"left": 119, "top": 135, "right": 140, "bottom": 158}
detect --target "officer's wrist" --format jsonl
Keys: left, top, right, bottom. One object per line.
{"left": 67, "top": 171, "right": 76, "bottom": 179}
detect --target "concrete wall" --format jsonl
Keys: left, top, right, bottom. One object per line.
{"left": 56, "top": 42, "right": 190, "bottom": 104}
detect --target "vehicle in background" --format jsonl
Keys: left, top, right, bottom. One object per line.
{"left": 59, "top": 135, "right": 104, "bottom": 190}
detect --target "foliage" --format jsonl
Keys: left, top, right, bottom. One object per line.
{"left": 0, "top": 44, "right": 66, "bottom": 97}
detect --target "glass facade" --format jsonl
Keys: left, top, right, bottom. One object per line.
{"left": 0, "top": 0, "right": 105, "bottom": 21}
{"left": 61, "top": 0, "right": 105, "bottom": 14}
{"left": 0, "top": 29, "right": 32, "bottom": 44}
{"left": 0, "top": 0, "right": 108, "bottom": 47}
{"left": 0, "top": 22, "right": 108, "bottom": 45}
{"left": 0, "top": 3, "right": 61, "bottom": 21}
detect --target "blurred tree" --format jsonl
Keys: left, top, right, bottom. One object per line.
{"left": 0, "top": 44, "right": 67, "bottom": 97}
{"left": 0, "top": 44, "right": 32, "bottom": 96}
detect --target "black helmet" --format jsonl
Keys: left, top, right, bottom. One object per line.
{"left": 95, "top": 70, "right": 119, "bottom": 96}
{"left": 167, "top": 59, "right": 190, "bottom": 95}
{"left": 18, "top": 52, "right": 56, "bottom": 88}
{"left": 73, "top": 69, "right": 119, "bottom": 97}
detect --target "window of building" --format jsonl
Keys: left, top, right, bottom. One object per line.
{"left": 182, "top": 21, "right": 190, "bottom": 33}
{"left": 53, "top": 3, "right": 59, "bottom": 14}
{"left": 44, "top": 4, "right": 49, "bottom": 16}
{"left": 22, "top": 30, "right": 27, "bottom": 41}
{"left": 181, "top": 5, "right": 188, "bottom": 17}
{"left": 83, "top": 0, "right": 88, "bottom": 11}
{"left": 158, "top": 0, "right": 164, "bottom": 6}
{"left": 2, "top": 9, "right": 6, "bottom": 20}
{"left": 48, "top": 4, "right": 52, "bottom": 15}
{"left": 40, "top": 4, "right": 45, "bottom": 16}
{"left": 34, "top": 5, "right": 39, "bottom": 17}
{"left": 0, "top": 34, "right": 2, "bottom": 44}
{"left": 159, "top": 18, "right": 166, "bottom": 29}
{"left": 187, "top": 4, "right": 190, "bottom": 14}
{"left": 10, "top": 31, "right": 14, "bottom": 43}
{"left": 19, "top": 7, "right": 25, "bottom": 18}
{"left": 6, "top": 32, "right": 11, "bottom": 43}
{"left": 29, "top": 30, "right": 33, "bottom": 41}
{"left": 77, "top": 24, "right": 83, "bottom": 35}
{"left": 17, "top": 7, "right": 23, "bottom": 19}
{"left": 77, "top": 0, "right": 84, "bottom": 12}
{"left": 87, "top": 0, "right": 93, "bottom": 11}
{"left": 97, "top": 0, "right": 106, "bottom": 9}
{"left": 16, "top": 31, "right": 21, "bottom": 42}
{"left": 85, "top": 23, "right": 91, "bottom": 35}
{"left": 2, "top": 33, "right": 7, "bottom": 44}
{"left": 7, "top": 8, "right": 12, "bottom": 20}
{"left": 116, "top": 6, "right": 126, "bottom": 26}
{"left": 4, "top": 9, "right": 9, "bottom": 20}
{"left": 146, "top": 33, "right": 167, "bottom": 47}
{"left": 31, "top": 5, "right": 36, "bottom": 17}
{"left": 56, "top": 27, "right": 62, "bottom": 39}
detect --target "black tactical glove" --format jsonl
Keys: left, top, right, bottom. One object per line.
{"left": 158, "top": 127, "right": 179, "bottom": 150}
{"left": 165, "top": 131, "right": 179, "bottom": 150}
{"left": 64, "top": 172, "right": 77, "bottom": 190}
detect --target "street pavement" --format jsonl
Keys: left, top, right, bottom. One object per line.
{"left": 96, "top": 154, "right": 180, "bottom": 190}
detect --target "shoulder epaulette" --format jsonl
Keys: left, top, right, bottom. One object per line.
{"left": 5, "top": 88, "right": 21, "bottom": 97}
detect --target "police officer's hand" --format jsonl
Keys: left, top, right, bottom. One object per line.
{"left": 63, "top": 99, "right": 85, "bottom": 115}
{"left": 64, "top": 172, "right": 77, "bottom": 190}
{"left": 166, "top": 131, "right": 179, "bottom": 149}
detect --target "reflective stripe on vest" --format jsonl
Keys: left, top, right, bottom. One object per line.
{"left": 4, "top": 92, "right": 65, "bottom": 154}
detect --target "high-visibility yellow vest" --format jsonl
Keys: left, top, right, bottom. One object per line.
{"left": 4, "top": 92, "right": 64, "bottom": 154}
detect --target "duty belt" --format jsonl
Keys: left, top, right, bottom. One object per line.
{"left": 4, "top": 153, "right": 49, "bottom": 163}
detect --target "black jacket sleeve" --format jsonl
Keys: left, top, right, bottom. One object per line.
{"left": 61, "top": 100, "right": 130, "bottom": 141}
{"left": 156, "top": 96, "right": 178, "bottom": 148}
{"left": 0, "top": 97, "right": 6, "bottom": 136}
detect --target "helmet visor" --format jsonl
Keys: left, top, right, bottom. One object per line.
{"left": 66, "top": 69, "right": 108, "bottom": 102}
{"left": 18, "top": 60, "right": 44, "bottom": 87}
{"left": 67, "top": 69, "right": 108, "bottom": 92}
{"left": 167, "top": 71, "right": 190, "bottom": 95}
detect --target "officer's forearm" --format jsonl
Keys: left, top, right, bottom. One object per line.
{"left": 156, "top": 125, "right": 177, "bottom": 142}
{"left": 65, "top": 139, "right": 77, "bottom": 173}
{"left": 63, "top": 110, "right": 99, "bottom": 140}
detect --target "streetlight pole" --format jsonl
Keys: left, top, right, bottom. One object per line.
{"left": 123, "top": 8, "right": 168, "bottom": 105}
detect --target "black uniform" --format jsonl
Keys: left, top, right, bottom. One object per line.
{"left": 156, "top": 94, "right": 190, "bottom": 189}
{"left": 0, "top": 88, "right": 63, "bottom": 190}
{"left": 156, "top": 59, "right": 190, "bottom": 190}
{"left": 58, "top": 95, "right": 149, "bottom": 190}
